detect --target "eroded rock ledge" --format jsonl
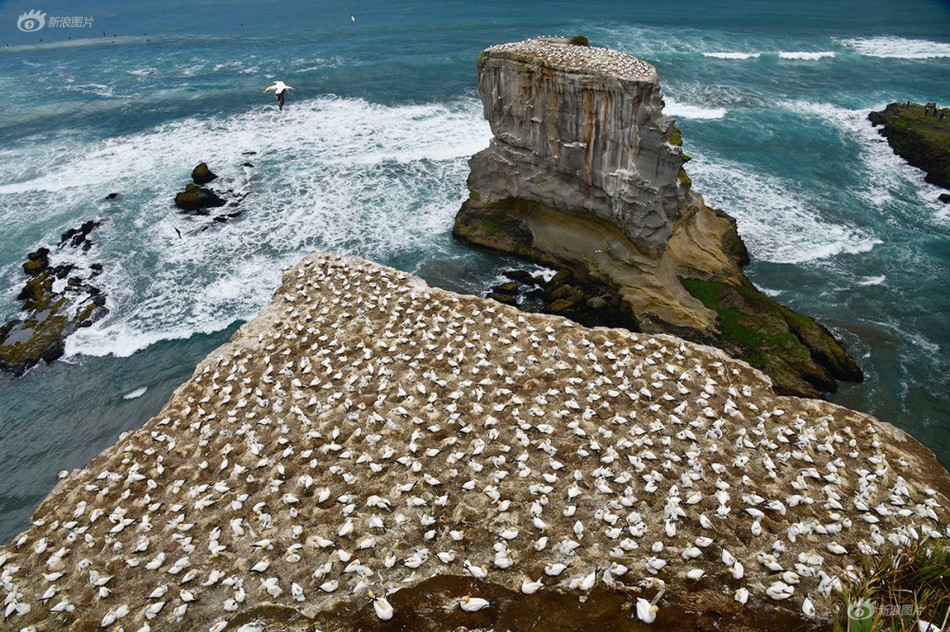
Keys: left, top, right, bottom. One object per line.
{"left": 1, "top": 252, "right": 947, "bottom": 631}
{"left": 868, "top": 102, "right": 950, "bottom": 191}
{"left": 454, "top": 38, "right": 862, "bottom": 398}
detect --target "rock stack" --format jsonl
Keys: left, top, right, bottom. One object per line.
{"left": 454, "top": 38, "right": 862, "bottom": 397}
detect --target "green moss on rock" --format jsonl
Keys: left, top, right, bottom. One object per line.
{"left": 869, "top": 103, "right": 950, "bottom": 189}
{"left": 682, "top": 278, "right": 862, "bottom": 397}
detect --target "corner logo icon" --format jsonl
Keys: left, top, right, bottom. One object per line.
{"left": 848, "top": 598, "right": 875, "bottom": 621}
{"left": 17, "top": 10, "right": 46, "bottom": 32}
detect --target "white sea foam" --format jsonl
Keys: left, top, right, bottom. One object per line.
{"left": 777, "top": 99, "right": 945, "bottom": 210}
{"left": 838, "top": 36, "right": 950, "bottom": 59}
{"left": 702, "top": 52, "right": 760, "bottom": 60}
{"left": 70, "top": 83, "right": 115, "bottom": 98}
{"left": 14, "top": 95, "right": 493, "bottom": 359}
{"left": 777, "top": 51, "right": 836, "bottom": 60}
{"left": 663, "top": 98, "right": 727, "bottom": 120}
{"left": 856, "top": 275, "right": 886, "bottom": 286}
{"left": 123, "top": 386, "right": 148, "bottom": 400}
{"left": 685, "top": 151, "right": 881, "bottom": 265}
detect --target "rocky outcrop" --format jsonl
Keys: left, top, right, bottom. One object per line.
{"left": 465, "top": 38, "right": 685, "bottom": 251}
{"left": 455, "top": 38, "right": 861, "bottom": 398}
{"left": 1, "top": 252, "right": 947, "bottom": 631}
{"left": 191, "top": 161, "right": 218, "bottom": 186}
{"left": 0, "top": 220, "right": 108, "bottom": 375}
{"left": 869, "top": 102, "right": 950, "bottom": 190}
{"left": 174, "top": 182, "right": 227, "bottom": 213}
{"left": 174, "top": 162, "right": 252, "bottom": 220}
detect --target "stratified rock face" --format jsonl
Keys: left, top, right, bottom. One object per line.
{"left": 456, "top": 38, "right": 863, "bottom": 399}
{"left": 469, "top": 38, "right": 687, "bottom": 250}
{"left": 1, "top": 252, "right": 947, "bottom": 631}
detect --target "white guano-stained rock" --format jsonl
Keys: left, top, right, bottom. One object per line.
{"left": 1, "top": 252, "right": 947, "bottom": 631}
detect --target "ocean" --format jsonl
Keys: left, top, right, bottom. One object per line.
{"left": 0, "top": 0, "right": 948, "bottom": 543}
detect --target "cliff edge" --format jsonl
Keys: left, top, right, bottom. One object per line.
{"left": 454, "top": 38, "right": 862, "bottom": 398}
{"left": 869, "top": 102, "right": 950, "bottom": 190}
{"left": 1, "top": 252, "right": 947, "bottom": 631}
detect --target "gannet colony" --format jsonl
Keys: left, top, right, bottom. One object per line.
{"left": 2, "top": 252, "right": 948, "bottom": 631}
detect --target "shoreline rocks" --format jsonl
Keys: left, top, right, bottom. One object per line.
{"left": 0, "top": 220, "right": 108, "bottom": 376}
{"left": 869, "top": 102, "right": 950, "bottom": 190}
{"left": 454, "top": 38, "right": 861, "bottom": 398}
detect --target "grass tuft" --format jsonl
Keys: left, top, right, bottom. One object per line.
{"left": 835, "top": 540, "right": 950, "bottom": 632}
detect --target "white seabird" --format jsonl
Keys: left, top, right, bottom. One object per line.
{"left": 264, "top": 81, "right": 294, "bottom": 110}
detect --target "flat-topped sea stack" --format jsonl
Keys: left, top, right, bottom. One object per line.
{"left": 2, "top": 252, "right": 948, "bottom": 631}
{"left": 454, "top": 38, "right": 862, "bottom": 398}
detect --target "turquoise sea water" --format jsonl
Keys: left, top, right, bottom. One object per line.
{"left": 0, "top": 0, "right": 948, "bottom": 542}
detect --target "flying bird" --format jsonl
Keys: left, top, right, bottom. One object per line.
{"left": 264, "top": 81, "right": 294, "bottom": 110}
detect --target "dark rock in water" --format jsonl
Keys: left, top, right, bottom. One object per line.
{"left": 191, "top": 162, "right": 218, "bottom": 185}
{"left": 493, "top": 281, "right": 520, "bottom": 295}
{"left": 486, "top": 292, "right": 518, "bottom": 306}
{"left": 546, "top": 297, "right": 578, "bottom": 314}
{"left": 939, "top": 193, "right": 950, "bottom": 204}
{"left": 546, "top": 283, "right": 582, "bottom": 303}
{"left": 0, "top": 219, "right": 109, "bottom": 376}
{"left": 24, "top": 247, "right": 50, "bottom": 275}
{"left": 22, "top": 251, "right": 49, "bottom": 276}
{"left": 105, "top": 192, "right": 119, "bottom": 200}
{"left": 16, "top": 272, "right": 51, "bottom": 304}
{"left": 59, "top": 220, "right": 101, "bottom": 249}
{"left": 175, "top": 183, "right": 226, "bottom": 213}
{"left": 548, "top": 269, "right": 573, "bottom": 286}
{"left": 869, "top": 103, "right": 950, "bottom": 190}
{"left": 26, "top": 247, "right": 50, "bottom": 262}
{"left": 52, "top": 264, "right": 75, "bottom": 280}
{"left": 502, "top": 269, "right": 541, "bottom": 286}
{"left": 212, "top": 210, "right": 244, "bottom": 223}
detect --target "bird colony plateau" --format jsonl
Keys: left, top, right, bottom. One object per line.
{"left": 2, "top": 252, "right": 949, "bottom": 631}
{"left": 485, "top": 37, "right": 656, "bottom": 82}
